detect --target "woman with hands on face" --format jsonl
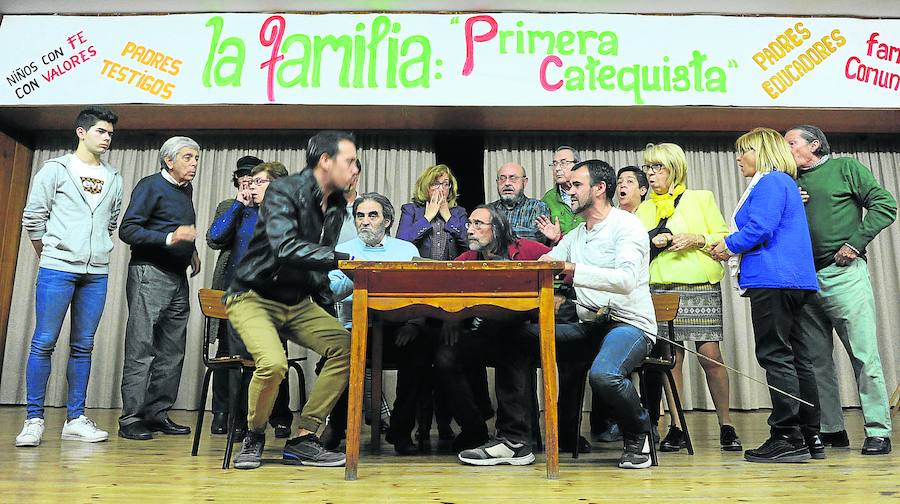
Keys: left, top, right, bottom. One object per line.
{"left": 397, "top": 164, "right": 468, "bottom": 260}
{"left": 634, "top": 142, "right": 742, "bottom": 454}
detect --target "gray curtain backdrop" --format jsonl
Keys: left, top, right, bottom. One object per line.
{"left": 483, "top": 132, "right": 900, "bottom": 411}
{"left": 0, "top": 131, "right": 436, "bottom": 412}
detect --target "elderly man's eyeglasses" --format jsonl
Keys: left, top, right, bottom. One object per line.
{"left": 641, "top": 163, "right": 666, "bottom": 174}
{"left": 430, "top": 181, "right": 452, "bottom": 189}
{"left": 496, "top": 175, "right": 525, "bottom": 183}
{"left": 249, "top": 178, "right": 270, "bottom": 186}
{"left": 549, "top": 159, "right": 575, "bottom": 168}
{"left": 466, "top": 219, "right": 491, "bottom": 229}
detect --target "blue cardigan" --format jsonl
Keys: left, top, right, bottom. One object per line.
{"left": 724, "top": 172, "right": 818, "bottom": 291}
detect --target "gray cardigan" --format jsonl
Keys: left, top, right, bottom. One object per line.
{"left": 21, "top": 154, "right": 123, "bottom": 274}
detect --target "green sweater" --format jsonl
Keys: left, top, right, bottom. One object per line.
{"left": 541, "top": 186, "right": 583, "bottom": 235}
{"left": 797, "top": 156, "right": 897, "bottom": 271}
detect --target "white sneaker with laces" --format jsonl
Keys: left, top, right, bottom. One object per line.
{"left": 15, "top": 418, "right": 45, "bottom": 447}
{"left": 61, "top": 415, "right": 109, "bottom": 443}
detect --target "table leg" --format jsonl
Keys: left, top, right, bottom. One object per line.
{"left": 345, "top": 283, "right": 369, "bottom": 481}
{"left": 370, "top": 318, "right": 383, "bottom": 453}
{"left": 538, "top": 270, "right": 559, "bottom": 479}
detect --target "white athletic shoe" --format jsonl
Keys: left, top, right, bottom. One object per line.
{"left": 15, "top": 418, "right": 45, "bottom": 447}
{"left": 61, "top": 415, "right": 109, "bottom": 443}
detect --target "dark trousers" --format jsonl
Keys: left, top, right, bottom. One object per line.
{"left": 439, "top": 320, "right": 601, "bottom": 445}
{"left": 120, "top": 264, "right": 189, "bottom": 427}
{"left": 434, "top": 322, "right": 508, "bottom": 439}
{"left": 747, "top": 288, "right": 820, "bottom": 441}
{"left": 327, "top": 322, "right": 433, "bottom": 440}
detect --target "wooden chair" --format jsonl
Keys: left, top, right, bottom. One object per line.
{"left": 572, "top": 293, "right": 693, "bottom": 465}
{"left": 637, "top": 293, "right": 693, "bottom": 465}
{"left": 890, "top": 384, "right": 900, "bottom": 419}
{"left": 191, "top": 288, "right": 308, "bottom": 469}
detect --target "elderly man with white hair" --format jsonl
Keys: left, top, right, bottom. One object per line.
{"left": 118, "top": 136, "right": 201, "bottom": 441}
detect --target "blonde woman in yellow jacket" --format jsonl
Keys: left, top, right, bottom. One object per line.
{"left": 635, "top": 143, "right": 742, "bottom": 453}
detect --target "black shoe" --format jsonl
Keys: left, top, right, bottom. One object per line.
{"left": 618, "top": 432, "right": 652, "bottom": 469}
{"left": 861, "top": 436, "right": 891, "bottom": 455}
{"left": 234, "top": 431, "right": 265, "bottom": 470}
{"left": 118, "top": 422, "right": 153, "bottom": 440}
{"left": 744, "top": 435, "right": 810, "bottom": 463}
{"left": 231, "top": 427, "right": 247, "bottom": 443}
{"left": 805, "top": 434, "right": 826, "bottom": 459}
{"left": 720, "top": 425, "right": 742, "bottom": 451}
{"left": 560, "top": 434, "right": 592, "bottom": 454}
{"left": 438, "top": 423, "right": 456, "bottom": 442}
{"left": 596, "top": 423, "right": 623, "bottom": 443}
{"left": 389, "top": 436, "right": 418, "bottom": 456}
{"left": 458, "top": 437, "right": 535, "bottom": 466}
{"left": 210, "top": 412, "right": 227, "bottom": 435}
{"left": 320, "top": 424, "right": 345, "bottom": 451}
{"left": 283, "top": 434, "right": 346, "bottom": 466}
{"left": 660, "top": 425, "right": 687, "bottom": 452}
{"left": 820, "top": 430, "right": 850, "bottom": 448}
{"left": 273, "top": 424, "right": 291, "bottom": 439}
{"left": 144, "top": 417, "right": 191, "bottom": 435}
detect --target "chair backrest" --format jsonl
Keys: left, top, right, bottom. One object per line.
{"left": 199, "top": 288, "right": 228, "bottom": 320}
{"left": 650, "top": 293, "right": 680, "bottom": 364}
{"left": 652, "top": 293, "right": 679, "bottom": 323}
{"left": 198, "top": 289, "right": 228, "bottom": 364}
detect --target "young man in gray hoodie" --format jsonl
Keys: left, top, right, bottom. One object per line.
{"left": 17, "top": 105, "right": 123, "bottom": 447}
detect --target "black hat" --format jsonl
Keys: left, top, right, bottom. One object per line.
{"left": 235, "top": 155, "right": 263, "bottom": 176}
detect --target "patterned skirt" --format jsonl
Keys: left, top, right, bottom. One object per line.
{"left": 650, "top": 282, "right": 724, "bottom": 342}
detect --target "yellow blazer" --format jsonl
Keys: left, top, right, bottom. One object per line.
{"left": 635, "top": 189, "right": 728, "bottom": 285}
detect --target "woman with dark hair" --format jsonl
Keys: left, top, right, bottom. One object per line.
{"left": 207, "top": 161, "right": 292, "bottom": 439}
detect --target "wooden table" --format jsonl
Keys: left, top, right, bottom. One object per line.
{"left": 338, "top": 260, "right": 564, "bottom": 481}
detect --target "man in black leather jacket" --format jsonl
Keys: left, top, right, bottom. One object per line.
{"left": 226, "top": 131, "right": 358, "bottom": 470}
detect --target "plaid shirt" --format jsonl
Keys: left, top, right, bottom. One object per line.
{"left": 489, "top": 194, "right": 550, "bottom": 242}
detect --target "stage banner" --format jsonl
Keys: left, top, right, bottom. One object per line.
{"left": 0, "top": 13, "right": 897, "bottom": 107}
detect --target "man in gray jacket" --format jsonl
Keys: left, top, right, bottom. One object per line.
{"left": 17, "top": 105, "right": 122, "bottom": 447}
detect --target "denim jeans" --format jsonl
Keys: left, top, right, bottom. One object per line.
{"left": 580, "top": 323, "right": 653, "bottom": 435}
{"left": 26, "top": 267, "right": 108, "bottom": 419}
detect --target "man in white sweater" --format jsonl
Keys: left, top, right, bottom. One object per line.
{"left": 458, "top": 159, "right": 657, "bottom": 470}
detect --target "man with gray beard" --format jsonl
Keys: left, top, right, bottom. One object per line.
{"left": 326, "top": 192, "right": 433, "bottom": 455}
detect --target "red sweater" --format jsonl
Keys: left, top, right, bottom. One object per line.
{"left": 455, "top": 238, "right": 551, "bottom": 261}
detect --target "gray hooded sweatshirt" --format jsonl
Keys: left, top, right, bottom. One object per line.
{"left": 21, "top": 154, "right": 123, "bottom": 274}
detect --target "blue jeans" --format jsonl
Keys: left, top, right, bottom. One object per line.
{"left": 26, "top": 267, "right": 108, "bottom": 419}
{"left": 578, "top": 323, "right": 653, "bottom": 435}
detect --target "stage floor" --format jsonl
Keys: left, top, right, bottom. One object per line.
{"left": 1, "top": 406, "right": 895, "bottom": 503}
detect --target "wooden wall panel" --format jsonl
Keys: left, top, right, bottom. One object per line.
{"left": 0, "top": 133, "right": 33, "bottom": 386}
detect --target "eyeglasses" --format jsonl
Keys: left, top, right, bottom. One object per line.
{"left": 549, "top": 159, "right": 575, "bottom": 168}
{"left": 466, "top": 220, "right": 491, "bottom": 229}
{"left": 641, "top": 163, "right": 667, "bottom": 174}
{"left": 430, "top": 181, "right": 451, "bottom": 189}
{"left": 249, "top": 178, "right": 270, "bottom": 186}
{"left": 496, "top": 175, "right": 525, "bottom": 183}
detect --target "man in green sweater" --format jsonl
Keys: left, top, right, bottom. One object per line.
{"left": 539, "top": 146, "right": 584, "bottom": 242}
{"left": 786, "top": 125, "right": 895, "bottom": 456}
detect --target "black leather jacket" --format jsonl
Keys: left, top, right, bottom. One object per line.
{"left": 228, "top": 168, "right": 350, "bottom": 305}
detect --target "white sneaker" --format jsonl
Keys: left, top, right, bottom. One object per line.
{"left": 61, "top": 415, "right": 109, "bottom": 443}
{"left": 15, "top": 418, "right": 45, "bottom": 447}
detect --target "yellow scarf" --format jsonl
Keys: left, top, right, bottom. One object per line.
{"left": 649, "top": 184, "right": 686, "bottom": 224}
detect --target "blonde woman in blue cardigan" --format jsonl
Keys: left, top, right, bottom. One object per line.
{"left": 710, "top": 127, "right": 821, "bottom": 463}
{"left": 635, "top": 142, "right": 741, "bottom": 453}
